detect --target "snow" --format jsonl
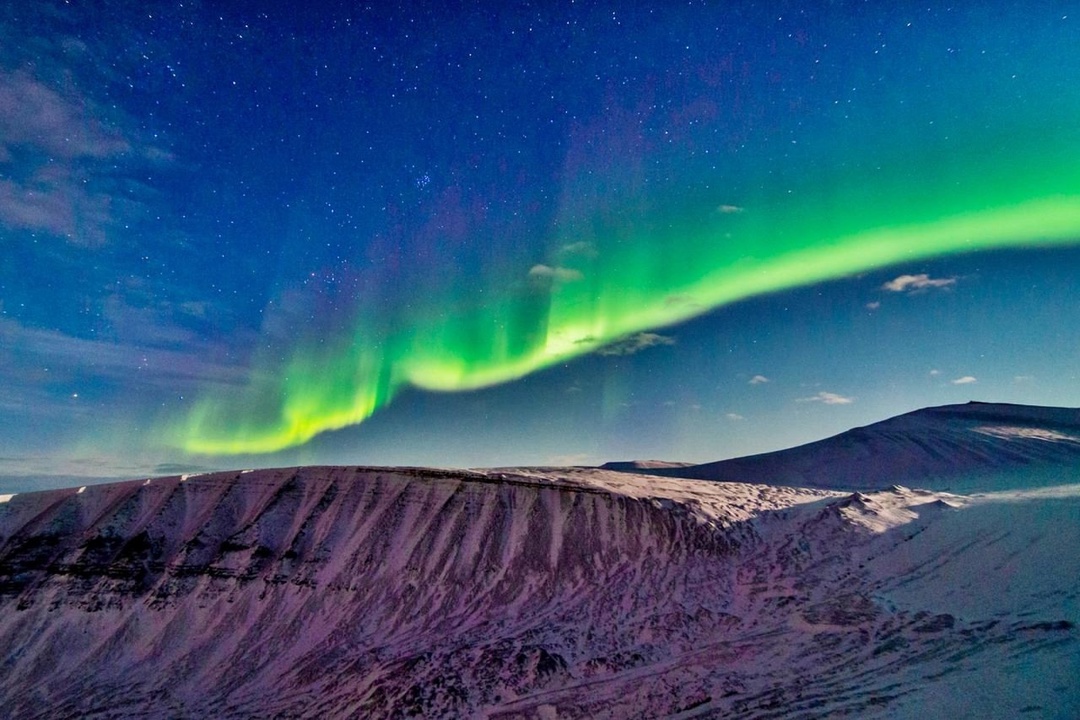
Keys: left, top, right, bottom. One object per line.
{"left": 0, "top": 467, "right": 1074, "bottom": 718}
{"left": 614, "top": 401, "right": 1080, "bottom": 492}
{"left": 0, "top": 403, "right": 1076, "bottom": 718}
{"left": 973, "top": 424, "right": 1080, "bottom": 442}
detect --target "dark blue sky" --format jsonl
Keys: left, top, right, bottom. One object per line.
{"left": 1, "top": 2, "right": 1078, "bottom": 489}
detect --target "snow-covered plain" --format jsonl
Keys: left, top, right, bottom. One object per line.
{"left": 0, "top": 403, "right": 1077, "bottom": 718}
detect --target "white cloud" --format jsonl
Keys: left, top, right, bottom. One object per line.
{"left": 528, "top": 264, "right": 584, "bottom": 282}
{"left": 796, "top": 391, "right": 855, "bottom": 405}
{"left": 663, "top": 294, "right": 703, "bottom": 311}
{"left": 545, "top": 453, "right": 594, "bottom": 467}
{"left": 952, "top": 376, "right": 978, "bottom": 385}
{"left": 0, "top": 69, "right": 130, "bottom": 160}
{"left": 725, "top": 412, "right": 745, "bottom": 421}
{"left": 0, "top": 314, "right": 251, "bottom": 427}
{"left": 0, "top": 69, "right": 167, "bottom": 246}
{"left": 597, "top": 332, "right": 675, "bottom": 356}
{"left": 716, "top": 204, "right": 744, "bottom": 214}
{"left": 557, "top": 241, "right": 598, "bottom": 258}
{"left": 0, "top": 177, "right": 111, "bottom": 245}
{"left": 882, "top": 273, "right": 957, "bottom": 293}
{"left": 865, "top": 301, "right": 881, "bottom": 310}
{"left": 749, "top": 375, "right": 770, "bottom": 385}
{"left": 929, "top": 369, "right": 941, "bottom": 376}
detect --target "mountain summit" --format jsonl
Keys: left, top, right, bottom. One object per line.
{"left": 604, "top": 402, "right": 1080, "bottom": 490}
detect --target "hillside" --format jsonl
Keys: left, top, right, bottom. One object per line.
{"left": 602, "top": 402, "right": 1080, "bottom": 490}
{"left": 0, "top": 460, "right": 1077, "bottom": 717}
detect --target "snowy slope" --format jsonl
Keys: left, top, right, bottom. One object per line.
{"left": 604, "top": 402, "right": 1080, "bottom": 491}
{"left": 0, "top": 462, "right": 1077, "bottom": 718}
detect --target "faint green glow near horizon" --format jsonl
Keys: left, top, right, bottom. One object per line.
{"left": 173, "top": 152, "right": 1080, "bottom": 455}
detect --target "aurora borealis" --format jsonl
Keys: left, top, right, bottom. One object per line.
{"left": 181, "top": 193, "right": 1080, "bottom": 455}
{"left": 2, "top": 2, "right": 1079, "bottom": 486}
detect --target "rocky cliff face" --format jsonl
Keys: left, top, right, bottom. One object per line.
{"left": 0, "top": 464, "right": 1077, "bottom": 718}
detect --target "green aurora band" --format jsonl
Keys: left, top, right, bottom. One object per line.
{"left": 175, "top": 142, "right": 1080, "bottom": 455}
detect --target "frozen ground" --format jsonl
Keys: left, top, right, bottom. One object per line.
{"left": 0, "top": 404, "right": 1076, "bottom": 718}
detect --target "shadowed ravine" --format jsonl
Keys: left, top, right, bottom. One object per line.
{"left": 0, "top": 460, "right": 1077, "bottom": 718}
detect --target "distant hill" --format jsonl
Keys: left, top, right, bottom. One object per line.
{"left": 592, "top": 459, "right": 694, "bottom": 472}
{"left": 601, "top": 402, "right": 1080, "bottom": 490}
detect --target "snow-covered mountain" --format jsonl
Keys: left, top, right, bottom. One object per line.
{"left": 0, "top": 406, "right": 1077, "bottom": 718}
{"left": 605, "top": 402, "right": 1080, "bottom": 491}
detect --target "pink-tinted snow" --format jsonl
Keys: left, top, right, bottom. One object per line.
{"left": 0, "top": 466, "right": 1075, "bottom": 718}
{"left": 0, "top": 402, "right": 1077, "bottom": 718}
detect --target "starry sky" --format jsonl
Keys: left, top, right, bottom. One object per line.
{"left": 2, "top": 1, "right": 1079, "bottom": 491}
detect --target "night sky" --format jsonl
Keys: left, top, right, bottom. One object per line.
{"left": 2, "top": 2, "right": 1079, "bottom": 490}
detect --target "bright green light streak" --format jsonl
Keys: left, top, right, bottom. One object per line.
{"left": 175, "top": 152, "right": 1080, "bottom": 456}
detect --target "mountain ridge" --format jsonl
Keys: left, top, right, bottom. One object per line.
{"left": 0, "top": 403, "right": 1077, "bottom": 717}
{"left": 601, "top": 401, "right": 1080, "bottom": 490}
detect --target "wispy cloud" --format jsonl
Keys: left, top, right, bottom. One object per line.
{"left": 0, "top": 68, "right": 168, "bottom": 246}
{"left": 528, "top": 264, "right": 584, "bottom": 282}
{"left": 545, "top": 452, "right": 595, "bottom": 467}
{"left": 0, "top": 175, "right": 112, "bottom": 244}
{"left": 0, "top": 453, "right": 220, "bottom": 490}
{"left": 749, "top": 374, "right": 769, "bottom": 385}
{"left": 557, "top": 241, "right": 598, "bottom": 258}
{"left": 663, "top": 293, "right": 703, "bottom": 311}
{"left": 951, "top": 376, "right": 977, "bottom": 385}
{"left": 882, "top": 273, "right": 957, "bottom": 293}
{"left": 597, "top": 332, "right": 676, "bottom": 356}
{"left": 725, "top": 412, "right": 745, "bottom": 421}
{"left": 0, "top": 315, "right": 250, "bottom": 405}
{"left": 0, "top": 69, "right": 130, "bottom": 159}
{"left": 796, "top": 391, "right": 854, "bottom": 405}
